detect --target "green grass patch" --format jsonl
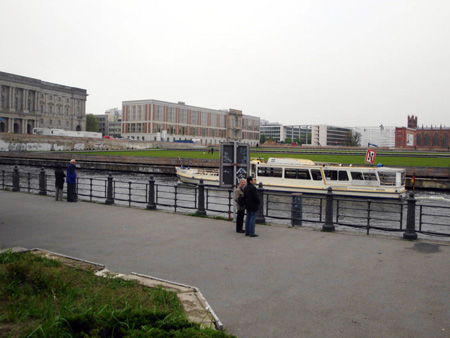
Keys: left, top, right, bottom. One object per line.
{"left": 0, "top": 250, "right": 235, "bottom": 338}
{"left": 250, "top": 152, "right": 450, "bottom": 167}
{"left": 74, "top": 149, "right": 450, "bottom": 167}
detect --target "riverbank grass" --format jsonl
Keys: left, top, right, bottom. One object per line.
{"left": 0, "top": 250, "right": 235, "bottom": 338}
{"left": 74, "top": 149, "right": 450, "bottom": 167}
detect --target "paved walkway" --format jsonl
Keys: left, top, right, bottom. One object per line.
{"left": 0, "top": 190, "right": 449, "bottom": 338}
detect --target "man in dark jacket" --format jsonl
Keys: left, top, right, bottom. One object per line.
{"left": 66, "top": 159, "right": 77, "bottom": 202}
{"left": 244, "top": 176, "right": 260, "bottom": 237}
{"left": 54, "top": 165, "right": 66, "bottom": 201}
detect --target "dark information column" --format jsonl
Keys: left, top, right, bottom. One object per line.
{"left": 219, "top": 141, "right": 250, "bottom": 189}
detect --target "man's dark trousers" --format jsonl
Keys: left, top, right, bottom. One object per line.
{"left": 236, "top": 209, "right": 245, "bottom": 232}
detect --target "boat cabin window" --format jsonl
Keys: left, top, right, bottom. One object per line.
{"left": 338, "top": 171, "right": 349, "bottom": 181}
{"left": 351, "top": 171, "right": 378, "bottom": 181}
{"left": 351, "top": 172, "right": 364, "bottom": 180}
{"left": 325, "top": 170, "right": 349, "bottom": 181}
{"left": 284, "top": 169, "right": 311, "bottom": 180}
{"left": 324, "top": 170, "right": 337, "bottom": 181}
{"left": 257, "top": 167, "right": 282, "bottom": 178}
{"left": 311, "top": 169, "right": 322, "bottom": 181}
{"left": 378, "top": 171, "right": 396, "bottom": 185}
{"left": 363, "top": 172, "right": 378, "bottom": 181}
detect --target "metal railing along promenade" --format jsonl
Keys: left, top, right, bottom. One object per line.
{"left": 2, "top": 166, "right": 449, "bottom": 240}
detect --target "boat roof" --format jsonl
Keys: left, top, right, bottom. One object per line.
{"left": 265, "top": 158, "right": 317, "bottom": 166}
{"left": 253, "top": 158, "right": 404, "bottom": 172}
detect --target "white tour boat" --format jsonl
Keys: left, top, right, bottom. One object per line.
{"left": 176, "top": 158, "right": 407, "bottom": 199}
{"left": 176, "top": 166, "right": 220, "bottom": 186}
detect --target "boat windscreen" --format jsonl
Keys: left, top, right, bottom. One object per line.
{"left": 378, "top": 171, "right": 396, "bottom": 186}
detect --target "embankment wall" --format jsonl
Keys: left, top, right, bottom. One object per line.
{"left": 0, "top": 133, "right": 205, "bottom": 152}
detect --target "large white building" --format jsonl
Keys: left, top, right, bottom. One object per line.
{"left": 122, "top": 99, "right": 260, "bottom": 145}
{"left": 94, "top": 108, "right": 122, "bottom": 138}
{"left": 260, "top": 121, "right": 350, "bottom": 146}
{"left": 0, "top": 71, "right": 87, "bottom": 134}
{"left": 311, "top": 125, "right": 352, "bottom": 146}
{"left": 354, "top": 125, "right": 396, "bottom": 148}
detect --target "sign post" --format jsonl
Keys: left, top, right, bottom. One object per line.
{"left": 219, "top": 141, "right": 250, "bottom": 189}
{"left": 365, "top": 149, "right": 377, "bottom": 164}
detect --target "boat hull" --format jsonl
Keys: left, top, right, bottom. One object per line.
{"left": 176, "top": 167, "right": 220, "bottom": 187}
{"left": 256, "top": 183, "right": 406, "bottom": 199}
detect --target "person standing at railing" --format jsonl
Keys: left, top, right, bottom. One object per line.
{"left": 234, "top": 178, "right": 247, "bottom": 233}
{"left": 66, "top": 159, "right": 77, "bottom": 202}
{"left": 244, "top": 176, "right": 260, "bottom": 237}
{"left": 54, "top": 165, "right": 65, "bottom": 201}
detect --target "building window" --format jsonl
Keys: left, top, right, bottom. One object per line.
{"left": 191, "top": 111, "right": 198, "bottom": 125}
{"left": 201, "top": 112, "right": 208, "bottom": 126}
{"left": 168, "top": 108, "right": 176, "bottom": 122}
{"left": 180, "top": 109, "right": 187, "bottom": 124}
{"left": 211, "top": 114, "right": 217, "bottom": 127}
{"left": 155, "top": 105, "right": 163, "bottom": 121}
{"left": 433, "top": 134, "right": 439, "bottom": 146}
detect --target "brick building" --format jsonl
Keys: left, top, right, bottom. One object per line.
{"left": 395, "top": 115, "right": 450, "bottom": 149}
{"left": 121, "top": 99, "right": 260, "bottom": 145}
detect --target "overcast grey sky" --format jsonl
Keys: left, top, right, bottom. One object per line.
{"left": 1, "top": 0, "right": 449, "bottom": 127}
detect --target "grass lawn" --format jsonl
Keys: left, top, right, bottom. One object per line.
{"left": 0, "top": 250, "right": 235, "bottom": 338}
{"left": 75, "top": 149, "right": 450, "bottom": 167}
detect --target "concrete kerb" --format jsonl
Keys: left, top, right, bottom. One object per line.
{"left": 0, "top": 247, "right": 223, "bottom": 331}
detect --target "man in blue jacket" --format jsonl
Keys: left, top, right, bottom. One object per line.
{"left": 244, "top": 176, "right": 260, "bottom": 237}
{"left": 66, "top": 159, "right": 77, "bottom": 202}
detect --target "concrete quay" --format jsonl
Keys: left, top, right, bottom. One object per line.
{"left": 0, "top": 190, "right": 449, "bottom": 338}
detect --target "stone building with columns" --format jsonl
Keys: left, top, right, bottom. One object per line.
{"left": 0, "top": 71, "right": 87, "bottom": 134}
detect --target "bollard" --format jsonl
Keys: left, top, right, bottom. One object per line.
{"left": 228, "top": 189, "right": 233, "bottom": 220}
{"left": 146, "top": 176, "right": 156, "bottom": 210}
{"left": 197, "top": 179, "right": 206, "bottom": 215}
{"left": 105, "top": 173, "right": 114, "bottom": 205}
{"left": 322, "top": 187, "right": 335, "bottom": 232}
{"left": 403, "top": 191, "right": 418, "bottom": 240}
{"left": 12, "top": 166, "right": 20, "bottom": 192}
{"left": 39, "top": 167, "right": 47, "bottom": 195}
{"left": 291, "top": 193, "right": 303, "bottom": 227}
{"left": 256, "top": 182, "right": 266, "bottom": 224}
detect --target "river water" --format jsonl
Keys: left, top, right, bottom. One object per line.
{"left": 1, "top": 164, "right": 449, "bottom": 240}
